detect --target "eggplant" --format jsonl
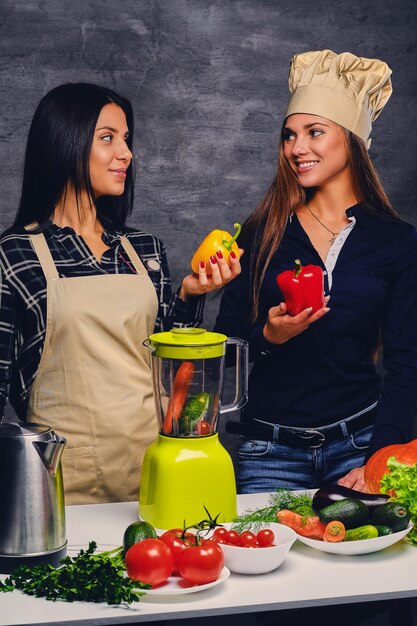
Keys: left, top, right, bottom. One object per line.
{"left": 312, "top": 483, "right": 389, "bottom": 514}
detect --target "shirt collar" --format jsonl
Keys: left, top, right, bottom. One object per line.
{"left": 289, "top": 202, "right": 369, "bottom": 224}
{"left": 45, "top": 219, "right": 123, "bottom": 247}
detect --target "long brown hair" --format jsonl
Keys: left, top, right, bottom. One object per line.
{"left": 243, "top": 125, "right": 400, "bottom": 322}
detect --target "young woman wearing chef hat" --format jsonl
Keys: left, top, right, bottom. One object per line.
{"left": 215, "top": 50, "right": 417, "bottom": 493}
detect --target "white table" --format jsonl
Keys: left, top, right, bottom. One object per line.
{"left": 1, "top": 493, "right": 416, "bottom": 626}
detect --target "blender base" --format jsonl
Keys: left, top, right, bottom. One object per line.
{"left": 139, "top": 433, "right": 237, "bottom": 529}
{"left": 0, "top": 542, "right": 68, "bottom": 574}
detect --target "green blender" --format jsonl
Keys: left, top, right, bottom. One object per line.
{"left": 140, "top": 328, "right": 248, "bottom": 529}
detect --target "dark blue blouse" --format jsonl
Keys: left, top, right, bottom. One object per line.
{"left": 214, "top": 204, "right": 417, "bottom": 457}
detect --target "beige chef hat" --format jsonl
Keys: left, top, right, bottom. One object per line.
{"left": 285, "top": 50, "right": 393, "bottom": 146}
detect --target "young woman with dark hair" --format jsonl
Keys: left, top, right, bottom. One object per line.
{"left": 215, "top": 50, "right": 417, "bottom": 494}
{"left": 0, "top": 82, "right": 241, "bottom": 504}
{"left": 15, "top": 83, "right": 135, "bottom": 229}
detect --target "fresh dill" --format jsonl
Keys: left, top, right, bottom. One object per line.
{"left": 231, "top": 490, "right": 314, "bottom": 533}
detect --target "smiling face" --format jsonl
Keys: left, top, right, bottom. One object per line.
{"left": 89, "top": 103, "right": 133, "bottom": 198}
{"left": 282, "top": 114, "right": 351, "bottom": 189}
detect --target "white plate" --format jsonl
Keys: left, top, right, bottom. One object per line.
{"left": 140, "top": 566, "right": 230, "bottom": 596}
{"left": 296, "top": 521, "right": 413, "bottom": 555}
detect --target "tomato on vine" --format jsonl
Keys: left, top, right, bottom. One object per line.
{"left": 177, "top": 539, "right": 224, "bottom": 585}
{"left": 159, "top": 529, "right": 196, "bottom": 575}
{"left": 125, "top": 538, "right": 173, "bottom": 586}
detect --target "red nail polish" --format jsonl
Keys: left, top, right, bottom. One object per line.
{"left": 200, "top": 261, "right": 205, "bottom": 269}
{"left": 230, "top": 251, "right": 237, "bottom": 259}
{"left": 216, "top": 250, "right": 223, "bottom": 259}
{"left": 210, "top": 255, "right": 217, "bottom": 264}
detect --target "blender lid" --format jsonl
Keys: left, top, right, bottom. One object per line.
{"left": 148, "top": 328, "right": 228, "bottom": 359}
{"left": 0, "top": 422, "right": 51, "bottom": 438}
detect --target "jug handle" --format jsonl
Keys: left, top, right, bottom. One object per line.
{"left": 143, "top": 339, "right": 156, "bottom": 352}
{"left": 219, "top": 337, "right": 249, "bottom": 414}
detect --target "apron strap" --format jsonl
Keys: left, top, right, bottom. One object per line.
{"left": 25, "top": 223, "right": 59, "bottom": 281}
{"left": 120, "top": 236, "right": 148, "bottom": 277}
{"left": 25, "top": 226, "right": 147, "bottom": 280}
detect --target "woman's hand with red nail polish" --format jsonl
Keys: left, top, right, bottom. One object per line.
{"left": 180, "top": 248, "right": 244, "bottom": 298}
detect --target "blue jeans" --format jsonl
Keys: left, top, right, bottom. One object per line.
{"left": 237, "top": 416, "right": 373, "bottom": 493}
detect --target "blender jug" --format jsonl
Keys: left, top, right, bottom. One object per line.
{"left": 140, "top": 328, "right": 248, "bottom": 529}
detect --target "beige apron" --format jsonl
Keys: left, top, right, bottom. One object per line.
{"left": 26, "top": 230, "right": 159, "bottom": 505}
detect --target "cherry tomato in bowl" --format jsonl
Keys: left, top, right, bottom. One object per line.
{"left": 212, "top": 527, "right": 229, "bottom": 541}
{"left": 257, "top": 528, "right": 275, "bottom": 547}
{"left": 212, "top": 522, "right": 296, "bottom": 575}
{"left": 239, "top": 531, "right": 257, "bottom": 547}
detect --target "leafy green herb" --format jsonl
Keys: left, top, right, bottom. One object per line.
{"left": 231, "top": 489, "right": 314, "bottom": 533}
{"left": 380, "top": 458, "right": 417, "bottom": 546}
{"left": 0, "top": 541, "right": 149, "bottom": 604}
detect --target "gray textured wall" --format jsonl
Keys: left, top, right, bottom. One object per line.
{"left": 1, "top": 0, "right": 417, "bottom": 446}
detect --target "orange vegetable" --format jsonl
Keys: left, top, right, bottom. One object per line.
{"left": 163, "top": 361, "right": 195, "bottom": 434}
{"left": 276, "top": 509, "right": 326, "bottom": 539}
{"left": 191, "top": 223, "right": 241, "bottom": 275}
{"left": 323, "top": 520, "right": 346, "bottom": 543}
{"left": 364, "top": 439, "right": 417, "bottom": 494}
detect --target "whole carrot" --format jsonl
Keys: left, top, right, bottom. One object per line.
{"left": 163, "top": 361, "right": 195, "bottom": 434}
{"left": 277, "top": 509, "right": 326, "bottom": 540}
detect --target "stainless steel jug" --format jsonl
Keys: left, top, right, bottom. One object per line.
{"left": 0, "top": 422, "right": 67, "bottom": 573}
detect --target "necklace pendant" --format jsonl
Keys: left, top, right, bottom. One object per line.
{"left": 329, "top": 235, "right": 336, "bottom": 245}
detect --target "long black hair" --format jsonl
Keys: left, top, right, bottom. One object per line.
{"left": 14, "top": 82, "right": 135, "bottom": 229}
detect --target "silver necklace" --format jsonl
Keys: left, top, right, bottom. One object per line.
{"left": 306, "top": 203, "right": 341, "bottom": 245}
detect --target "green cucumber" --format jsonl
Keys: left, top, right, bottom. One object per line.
{"left": 371, "top": 502, "right": 410, "bottom": 532}
{"left": 318, "top": 498, "right": 369, "bottom": 530}
{"left": 178, "top": 392, "right": 210, "bottom": 435}
{"left": 344, "top": 525, "right": 379, "bottom": 541}
{"left": 375, "top": 525, "right": 393, "bottom": 537}
{"left": 123, "top": 521, "right": 157, "bottom": 555}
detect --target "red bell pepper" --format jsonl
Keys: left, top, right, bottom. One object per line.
{"left": 276, "top": 259, "right": 324, "bottom": 316}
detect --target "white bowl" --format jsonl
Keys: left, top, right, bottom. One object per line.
{"left": 296, "top": 521, "right": 413, "bottom": 555}
{"left": 215, "top": 522, "right": 297, "bottom": 575}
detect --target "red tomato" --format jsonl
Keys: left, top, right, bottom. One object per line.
{"left": 256, "top": 529, "right": 275, "bottom": 547}
{"left": 178, "top": 540, "right": 224, "bottom": 585}
{"left": 226, "top": 529, "right": 241, "bottom": 546}
{"left": 197, "top": 420, "right": 211, "bottom": 435}
{"left": 125, "top": 538, "right": 174, "bottom": 586}
{"left": 211, "top": 535, "right": 227, "bottom": 545}
{"left": 212, "top": 527, "right": 229, "bottom": 541}
{"left": 239, "top": 531, "right": 257, "bottom": 547}
{"left": 159, "top": 530, "right": 194, "bottom": 575}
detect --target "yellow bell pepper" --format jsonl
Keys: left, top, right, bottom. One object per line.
{"left": 191, "top": 223, "right": 241, "bottom": 275}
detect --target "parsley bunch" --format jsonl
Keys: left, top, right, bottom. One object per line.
{"left": 380, "top": 457, "right": 417, "bottom": 546}
{"left": 0, "top": 541, "right": 148, "bottom": 604}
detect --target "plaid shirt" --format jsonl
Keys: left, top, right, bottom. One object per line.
{"left": 0, "top": 221, "right": 204, "bottom": 420}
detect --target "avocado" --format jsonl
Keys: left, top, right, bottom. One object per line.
{"left": 318, "top": 497, "right": 370, "bottom": 529}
